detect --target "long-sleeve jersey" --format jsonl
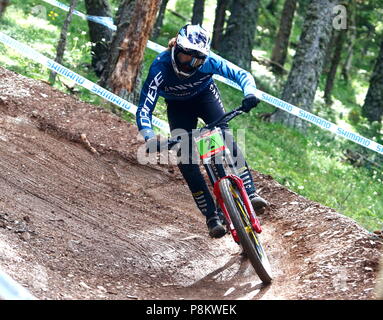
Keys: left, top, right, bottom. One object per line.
{"left": 136, "top": 50, "right": 257, "bottom": 140}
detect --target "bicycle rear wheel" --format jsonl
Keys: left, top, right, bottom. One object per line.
{"left": 219, "top": 178, "right": 273, "bottom": 284}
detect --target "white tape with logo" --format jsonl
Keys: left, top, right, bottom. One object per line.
{"left": 256, "top": 91, "right": 383, "bottom": 155}
{"left": 40, "top": 0, "right": 383, "bottom": 156}
{"left": 40, "top": 0, "right": 240, "bottom": 89}
{"left": 0, "top": 32, "right": 170, "bottom": 133}
{"left": 41, "top": 0, "right": 116, "bottom": 29}
{"left": 3, "top": 1, "right": 383, "bottom": 155}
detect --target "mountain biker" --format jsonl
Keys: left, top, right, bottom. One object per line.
{"left": 136, "top": 24, "right": 268, "bottom": 239}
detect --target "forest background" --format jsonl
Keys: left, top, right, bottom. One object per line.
{"left": 0, "top": 0, "right": 382, "bottom": 231}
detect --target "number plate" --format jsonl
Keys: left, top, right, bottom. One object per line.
{"left": 195, "top": 128, "right": 226, "bottom": 159}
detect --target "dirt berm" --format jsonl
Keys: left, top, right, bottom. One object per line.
{"left": 0, "top": 67, "right": 381, "bottom": 300}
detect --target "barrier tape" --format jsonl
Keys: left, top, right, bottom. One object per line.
{"left": 0, "top": 32, "right": 170, "bottom": 133}
{"left": 2, "top": 1, "right": 382, "bottom": 155}
{"left": 39, "top": 0, "right": 383, "bottom": 156}
{"left": 255, "top": 91, "right": 383, "bottom": 155}
{"left": 41, "top": 0, "right": 116, "bottom": 30}
{"left": 0, "top": 270, "right": 37, "bottom": 300}
{"left": 40, "top": 0, "right": 241, "bottom": 90}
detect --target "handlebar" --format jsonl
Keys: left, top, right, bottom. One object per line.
{"left": 146, "top": 103, "right": 254, "bottom": 154}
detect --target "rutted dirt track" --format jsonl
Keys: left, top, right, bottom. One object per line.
{"left": 0, "top": 67, "right": 382, "bottom": 300}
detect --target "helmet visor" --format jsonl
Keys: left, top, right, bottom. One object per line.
{"left": 175, "top": 47, "right": 206, "bottom": 70}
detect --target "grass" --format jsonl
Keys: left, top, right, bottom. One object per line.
{"left": 0, "top": 0, "right": 382, "bottom": 231}
{"left": 213, "top": 58, "right": 383, "bottom": 231}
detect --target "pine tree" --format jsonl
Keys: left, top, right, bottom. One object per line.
{"left": 270, "top": 0, "right": 297, "bottom": 74}
{"left": 0, "top": 0, "right": 9, "bottom": 18}
{"left": 270, "top": 0, "right": 338, "bottom": 130}
{"left": 99, "top": 0, "right": 161, "bottom": 105}
{"left": 340, "top": 0, "right": 356, "bottom": 83}
{"left": 211, "top": 0, "right": 232, "bottom": 51}
{"left": 49, "top": 0, "right": 79, "bottom": 84}
{"left": 362, "top": 36, "right": 383, "bottom": 123}
{"left": 219, "top": 0, "right": 260, "bottom": 70}
{"left": 191, "top": 0, "right": 205, "bottom": 26}
{"left": 99, "top": 0, "right": 135, "bottom": 92}
{"left": 84, "top": 0, "right": 113, "bottom": 77}
{"left": 324, "top": 29, "right": 347, "bottom": 105}
{"left": 152, "top": 0, "right": 170, "bottom": 39}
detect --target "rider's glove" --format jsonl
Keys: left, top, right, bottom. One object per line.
{"left": 241, "top": 94, "right": 260, "bottom": 113}
{"left": 145, "top": 136, "right": 161, "bottom": 154}
{"left": 145, "top": 136, "right": 172, "bottom": 153}
{"left": 141, "top": 128, "right": 156, "bottom": 141}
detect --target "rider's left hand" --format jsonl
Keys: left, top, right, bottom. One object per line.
{"left": 145, "top": 136, "right": 161, "bottom": 154}
{"left": 241, "top": 94, "right": 261, "bottom": 113}
{"left": 145, "top": 136, "right": 170, "bottom": 153}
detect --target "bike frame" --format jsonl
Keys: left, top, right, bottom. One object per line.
{"left": 150, "top": 104, "right": 272, "bottom": 282}
{"left": 193, "top": 125, "right": 262, "bottom": 244}
{"left": 153, "top": 104, "right": 263, "bottom": 243}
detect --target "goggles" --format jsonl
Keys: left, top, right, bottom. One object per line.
{"left": 175, "top": 47, "right": 207, "bottom": 69}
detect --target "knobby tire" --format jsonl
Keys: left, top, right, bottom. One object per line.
{"left": 219, "top": 178, "right": 273, "bottom": 284}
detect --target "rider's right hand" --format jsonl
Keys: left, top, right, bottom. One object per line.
{"left": 241, "top": 94, "right": 261, "bottom": 113}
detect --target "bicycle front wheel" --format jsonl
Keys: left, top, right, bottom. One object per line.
{"left": 219, "top": 178, "right": 273, "bottom": 284}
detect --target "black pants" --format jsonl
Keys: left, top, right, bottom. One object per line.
{"left": 166, "top": 83, "right": 256, "bottom": 219}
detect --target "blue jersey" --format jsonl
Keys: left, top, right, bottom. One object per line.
{"left": 136, "top": 50, "right": 257, "bottom": 140}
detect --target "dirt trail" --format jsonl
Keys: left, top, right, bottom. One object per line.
{"left": 0, "top": 67, "right": 381, "bottom": 300}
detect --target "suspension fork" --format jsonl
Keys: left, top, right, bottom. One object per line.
{"left": 214, "top": 175, "right": 262, "bottom": 237}
{"left": 214, "top": 181, "right": 240, "bottom": 243}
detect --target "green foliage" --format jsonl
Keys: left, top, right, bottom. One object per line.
{"left": 216, "top": 71, "right": 382, "bottom": 231}
{"left": 0, "top": 0, "right": 382, "bottom": 232}
{"left": 348, "top": 108, "right": 362, "bottom": 126}
{"left": 174, "top": 0, "right": 193, "bottom": 21}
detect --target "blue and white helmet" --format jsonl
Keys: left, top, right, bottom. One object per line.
{"left": 171, "top": 24, "right": 211, "bottom": 78}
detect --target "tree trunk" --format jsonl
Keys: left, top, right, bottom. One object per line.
{"left": 341, "top": 26, "right": 355, "bottom": 83}
{"left": 100, "top": 0, "right": 161, "bottom": 104}
{"left": 110, "top": 0, "right": 161, "bottom": 93}
{"left": 270, "top": 0, "right": 338, "bottom": 130}
{"left": 191, "top": 0, "right": 205, "bottom": 25}
{"left": 270, "top": 0, "right": 297, "bottom": 74}
{"left": 152, "top": 0, "right": 170, "bottom": 39}
{"left": 220, "top": 0, "right": 260, "bottom": 71}
{"left": 322, "top": 28, "right": 336, "bottom": 74}
{"left": 324, "top": 29, "right": 346, "bottom": 105}
{"left": 99, "top": 0, "right": 136, "bottom": 91}
{"left": 211, "top": 0, "right": 231, "bottom": 51}
{"left": 362, "top": 36, "right": 383, "bottom": 123}
{"left": 341, "top": 0, "right": 356, "bottom": 83}
{"left": 84, "top": 0, "right": 113, "bottom": 77}
{"left": 0, "top": 0, "right": 9, "bottom": 18}
{"left": 49, "top": 0, "right": 79, "bottom": 84}
{"left": 98, "top": 0, "right": 137, "bottom": 109}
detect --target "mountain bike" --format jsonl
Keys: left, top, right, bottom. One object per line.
{"left": 147, "top": 104, "right": 273, "bottom": 284}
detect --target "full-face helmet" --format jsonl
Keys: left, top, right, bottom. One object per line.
{"left": 171, "top": 24, "right": 211, "bottom": 78}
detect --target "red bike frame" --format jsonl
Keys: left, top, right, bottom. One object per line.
{"left": 213, "top": 175, "right": 262, "bottom": 243}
